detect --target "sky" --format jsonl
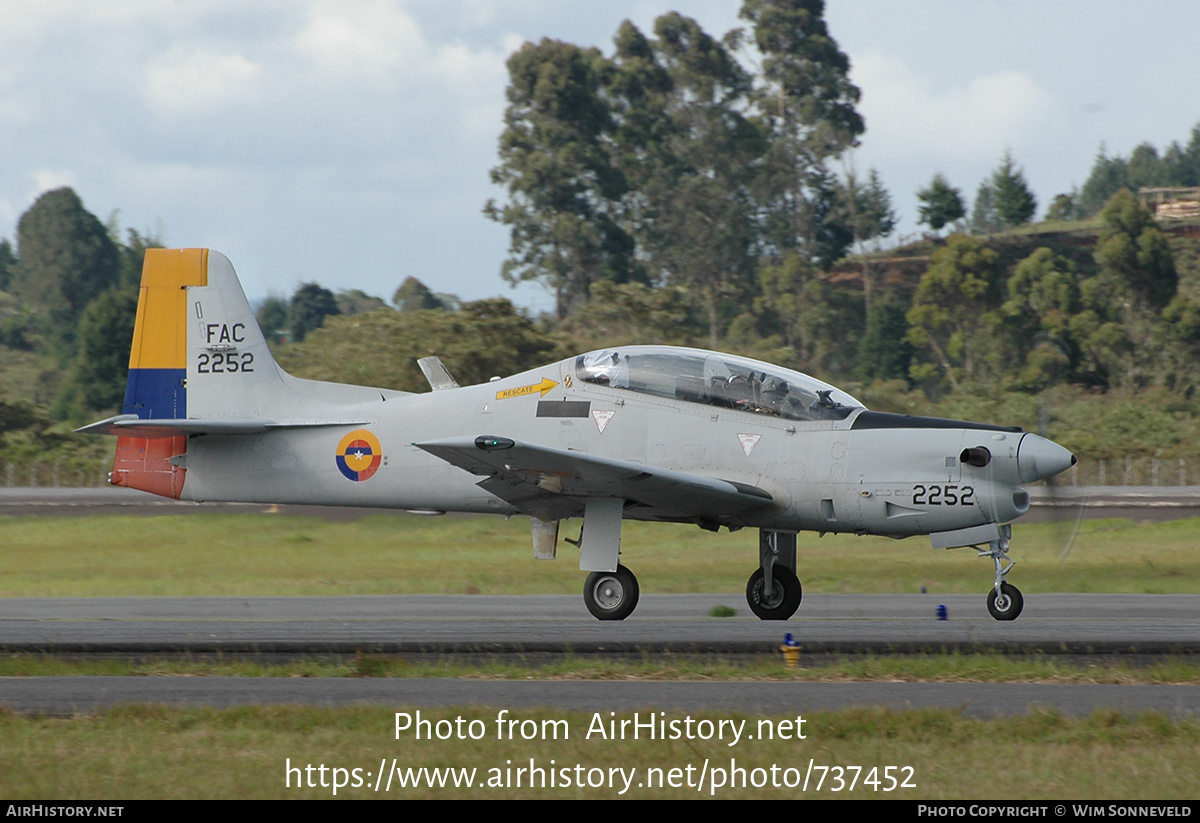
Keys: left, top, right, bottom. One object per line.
{"left": 3, "top": 1, "right": 1199, "bottom": 313}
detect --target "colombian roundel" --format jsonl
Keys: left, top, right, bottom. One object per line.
{"left": 336, "top": 430, "right": 383, "bottom": 482}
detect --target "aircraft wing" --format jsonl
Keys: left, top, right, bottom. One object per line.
{"left": 415, "top": 435, "right": 774, "bottom": 523}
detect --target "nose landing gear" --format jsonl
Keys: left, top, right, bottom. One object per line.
{"left": 980, "top": 534, "right": 1023, "bottom": 620}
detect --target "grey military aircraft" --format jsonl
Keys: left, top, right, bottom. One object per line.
{"left": 80, "top": 249, "right": 1076, "bottom": 621}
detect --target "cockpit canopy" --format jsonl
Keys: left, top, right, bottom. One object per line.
{"left": 574, "top": 347, "right": 864, "bottom": 422}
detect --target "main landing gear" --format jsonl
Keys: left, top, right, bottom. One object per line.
{"left": 746, "top": 530, "right": 802, "bottom": 620}
{"left": 579, "top": 530, "right": 805, "bottom": 622}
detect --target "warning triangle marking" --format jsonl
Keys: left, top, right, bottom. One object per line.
{"left": 593, "top": 410, "right": 615, "bottom": 433}
{"left": 738, "top": 433, "right": 762, "bottom": 456}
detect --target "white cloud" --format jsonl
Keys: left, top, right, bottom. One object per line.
{"left": 144, "top": 49, "right": 263, "bottom": 117}
{"left": 853, "top": 53, "right": 1061, "bottom": 163}
{"left": 295, "top": 1, "right": 424, "bottom": 81}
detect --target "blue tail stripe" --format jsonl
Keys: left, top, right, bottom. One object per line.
{"left": 123, "top": 368, "right": 188, "bottom": 420}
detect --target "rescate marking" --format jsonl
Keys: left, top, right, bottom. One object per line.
{"left": 496, "top": 377, "right": 558, "bottom": 400}
{"left": 738, "top": 433, "right": 762, "bottom": 456}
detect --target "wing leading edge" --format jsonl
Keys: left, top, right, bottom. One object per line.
{"left": 415, "top": 435, "right": 773, "bottom": 523}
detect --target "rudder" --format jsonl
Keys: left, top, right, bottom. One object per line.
{"left": 122, "top": 248, "right": 208, "bottom": 420}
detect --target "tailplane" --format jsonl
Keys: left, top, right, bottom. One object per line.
{"left": 79, "top": 248, "right": 403, "bottom": 498}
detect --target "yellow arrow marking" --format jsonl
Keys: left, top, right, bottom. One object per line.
{"left": 496, "top": 377, "right": 559, "bottom": 400}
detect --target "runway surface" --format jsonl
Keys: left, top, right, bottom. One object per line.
{"left": 4, "top": 677, "right": 1198, "bottom": 719}
{"left": 2, "top": 594, "right": 1198, "bottom": 716}
{"left": 2, "top": 593, "right": 1198, "bottom": 655}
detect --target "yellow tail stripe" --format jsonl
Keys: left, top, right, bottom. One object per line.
{"left": 128, "top": 248, "right": 209, "bottom": 371}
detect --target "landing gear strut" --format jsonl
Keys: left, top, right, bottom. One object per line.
{"left": 745, "top": 530, "right": 802, "bottom": 620}
{"left": 980, "top": 533, "right": 1023, "bottom": 620}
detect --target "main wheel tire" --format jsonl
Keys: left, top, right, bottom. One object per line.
{"left": 583, "top": 565, "right": 640, "bottom": 621}
{"left": 987, "top": 581, "right": 1024, "bottom": 621}
{"left": 745, "top": 566, "right": 802, "bottom": 621}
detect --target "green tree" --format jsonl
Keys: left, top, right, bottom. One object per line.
{"left": 606, "top": 20, "right": 673, "bottom": 278}
{"left": 12, "top": 188, "right": 119, "bottom": 348}
{"left": 336, "top": 289, "right": 387, "bottom": 316}
{"left": 115, "top": 228, "right": 164, "bottom": 290}
{"left": 562, "top": 280, "right": 700, "bottom": 350}
{"left": 916, "top": 173, "right": 965, "bottom": 232}
{"left": 990, "top": 151, "right": 1037, "bottom": 229}
{"left": 277, "top": 299, "right": 554, "bottom": 392}
{"left": 1002, "top": 248, "right": 1080, "bottom": 389}
{"left": 1160, "top": 124, "right": 1200, "bottom": 187}
{"left": 1078, "top": 145, "right": 1129, "bottom": 217}
{"left": 843, "top": 167, "right": 895, "bottom": 318}
{"left": 288, "top": 283, "right": 340, "bottom": 342}
{"left": 393, "top": 277, "right": 451, "bottom": 312}
{"left": 1125, "top": 142, "right": 1163, "bottom": 190}
{"left": 857, "top": 300, "right": 912, "bottom": 383}
{"left": 1161, "top": 295, "right": 1200, "bottom": 394}
{"left": 906, "top": 236, "right": 1004, "bottom": 389}
{"left": 256, "top": 294, "right": 290, "bottom": 344}
{"left": 969, "top": 181, "right": 1001, "bottom": 235}
{"left": 740, "top": 0, "right": 863, "bottom": 264}
{"left": 58, "top": 285, "right": 140, "bottom": 416}
{"left": 1044, "top": 192, "right": 1079, "bottom": 223}
{"left": 0, "top": 396, "right": 41, "bottom": 435}
{"left": 1076, "top": 190, "right": 1177, "bottom": 388}
{"left": 846, "top": 167, "right": 895, "bottom": 243}
{"left": 0, "top": 239, "right": 16, "bottom": 292}
{"left": 1093, "top": 189, "right": 1177, "bottom": 312}
{"left": 740, "top": 0, "right": 862, "bottom": 158}
{"left": 486, "top": 38, "right": 632, "bottom": 318}
{"left": 641, "top": 12, "right": 765, "bottom": 348}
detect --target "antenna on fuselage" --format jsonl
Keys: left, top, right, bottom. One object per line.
{"left": 357, "top": 366, "right": 388, "bottom": 403}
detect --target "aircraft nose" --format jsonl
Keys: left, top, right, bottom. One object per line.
{"left": 1017, "top": 434, "right": 1076, "bottom": 483}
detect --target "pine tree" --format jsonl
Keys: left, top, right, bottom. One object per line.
{"left": 916, "top": 173, "right": 965, "bottom": 232}
{"left": 991, "top": 151, "right": 1037, "bottom": 229}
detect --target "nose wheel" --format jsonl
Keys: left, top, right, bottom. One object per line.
{"left": 987, "top": 581, "right": 1024, "bottom": 620}
{"left": 980, "top": 535, "right": 1024, "bottom": 620}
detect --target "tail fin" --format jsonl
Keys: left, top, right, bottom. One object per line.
{"left": 110, "top": 248, "right": 212, "bottom": 498}
{"left": 122, "top": 248, "right": 207, "bottom": 421}
{"left": 81, "top": 248, "right": 399, "bottom": 499}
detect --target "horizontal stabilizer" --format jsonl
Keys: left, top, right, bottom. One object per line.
{"left": 415, "top": 435, "right": 773, "bottom": 522}
{"left": 76, "top": 414, "right": 374, "bottom": 438}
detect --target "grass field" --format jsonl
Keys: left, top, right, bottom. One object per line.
{"left": 1, "top": 510, "right": 1199, "bottom": 597}
{"left": 3, "top": 651, "right": 1200, "bottom": 684}
{"left": 1, "top": 705, "right": 1197, "bottom": 799}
